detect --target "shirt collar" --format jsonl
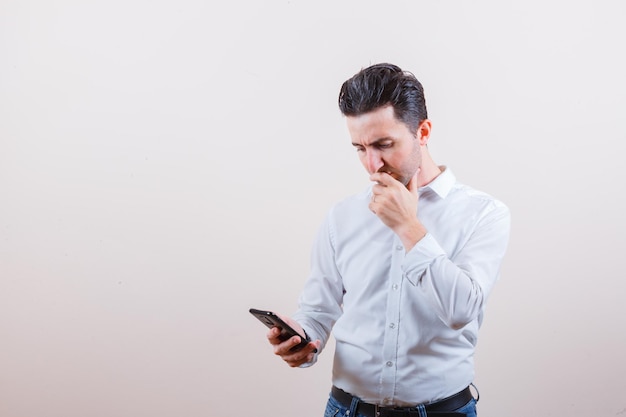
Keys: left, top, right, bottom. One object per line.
{"left": 420, "top": 166, "right": 456, "bottom": 199}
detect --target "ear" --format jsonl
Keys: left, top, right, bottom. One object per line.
{"left": 416, "top": 120, "right": 432, "bottom": 146}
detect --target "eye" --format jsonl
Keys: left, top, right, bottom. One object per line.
{"left": 377, "top": 142, "right": 393, "bottom": 149}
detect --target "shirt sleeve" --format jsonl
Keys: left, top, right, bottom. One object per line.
{"left": 402, "top": 200, "right": 511, "bottom": 329}
{"left": 292, "top": 209, "right": 344, "bottom": 357}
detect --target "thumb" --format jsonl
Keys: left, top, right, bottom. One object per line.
{"left": 407, "top": 168, "right": 420, "bottom": 194}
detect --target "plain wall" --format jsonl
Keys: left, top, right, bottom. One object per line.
{"left": 1, "top": 1, "right": 625, "bottom": 416}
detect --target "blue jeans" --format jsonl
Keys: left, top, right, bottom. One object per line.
{"left": 323, "top": 393, "right": 477, "bottom": 417}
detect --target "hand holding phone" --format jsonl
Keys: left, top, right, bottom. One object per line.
{"left": 249, "top": 308, "right": 313, "bottom": 352}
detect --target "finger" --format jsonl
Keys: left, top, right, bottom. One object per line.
{"left": 369, "top": 199, "right": 377, "bottom": 214}
{"left": 266, "top": 326, "right": 283, "bottom": 345}
{"left": 371, "top": 183, "right": 386, "bottom": 197}
{"left": 273, "top": 335, "right": 303, "bottom": 356}
{"left": 312, "top": 339, "right": 321, "bottom": 353}
{"left": 407, "top": 169, "right": 420, "bottom": 195}
{"left": 305, "top": 340, "right": 320, "bottom": 354}
{"left": 284, "top": 341, "right": 320, "bottom": 367}
{"left": 370, "top": 171, "right": 396, "bottom": 186}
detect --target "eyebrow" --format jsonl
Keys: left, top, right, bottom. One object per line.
{"left": 351, "top": 137, "right": 394, "bottom": 147}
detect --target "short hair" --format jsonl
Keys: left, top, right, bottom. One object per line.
{"left": 338, "top": 63, "right": 428, "bottom": 135}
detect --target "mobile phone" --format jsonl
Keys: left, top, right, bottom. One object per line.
{"left": 249, "top": 308, "right": 312, "bottom": 352}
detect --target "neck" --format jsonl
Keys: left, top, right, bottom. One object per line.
{"left": 418, "top": 149, "right": 442, "bottom": 187}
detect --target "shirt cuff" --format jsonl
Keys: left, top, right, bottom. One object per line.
{"left": 402, "top": 232, "right": 446, "bottom": 286}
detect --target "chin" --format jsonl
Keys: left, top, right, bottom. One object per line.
{"left": 395, "top": 176, "right": 411, "bottom": 186}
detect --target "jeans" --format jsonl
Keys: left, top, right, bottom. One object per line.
{"left": 323, "top": 393, "right": 477, "bottom": 417}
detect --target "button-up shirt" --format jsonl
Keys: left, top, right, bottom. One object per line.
{"left": 293, "top": 167, "right": 510, "bottom": 406}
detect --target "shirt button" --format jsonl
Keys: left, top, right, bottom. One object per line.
{"left": 392, "top": 284, "right": 399, "bottom": 290}
{"left": 396, "top": 245, "right": 403, "bottom": 251}
{"left": 386, "top": 361, "right": 393, "bottom": 367}
{"left": 389, "top": 323, "right": 396, "bottom": 329}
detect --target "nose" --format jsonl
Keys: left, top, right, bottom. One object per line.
{"left": 364, "top": 149, "right": 383, "bottom": 174}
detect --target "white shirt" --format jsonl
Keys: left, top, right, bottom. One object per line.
{"left": 293, "top": 167, "right": 510, "bottom": 406}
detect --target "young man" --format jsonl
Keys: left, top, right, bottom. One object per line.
{"left": 266, "top": 63, "right": 511, "bottom": 417}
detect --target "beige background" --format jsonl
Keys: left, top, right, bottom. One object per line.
{"left": 1, "top": 1, "right": 625, "bottom": 416}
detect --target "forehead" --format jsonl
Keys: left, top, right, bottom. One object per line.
{"left": 346, "top": 105, "right": 412, "bottom": 144}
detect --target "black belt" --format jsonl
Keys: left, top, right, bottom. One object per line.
{"left": 331, "top": 385, "right": 473, "bottom": 417}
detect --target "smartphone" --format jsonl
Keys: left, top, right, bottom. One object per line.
{"left": 249, "top": 308, "right": 312, "bottom": 352}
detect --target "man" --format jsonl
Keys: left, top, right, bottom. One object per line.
{"left": 266, "top": 63, "right": 510, "bottom": 417}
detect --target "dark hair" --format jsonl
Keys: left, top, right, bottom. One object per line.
{"left": 338, "top": 63, "right": 428, "bottom": 134}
